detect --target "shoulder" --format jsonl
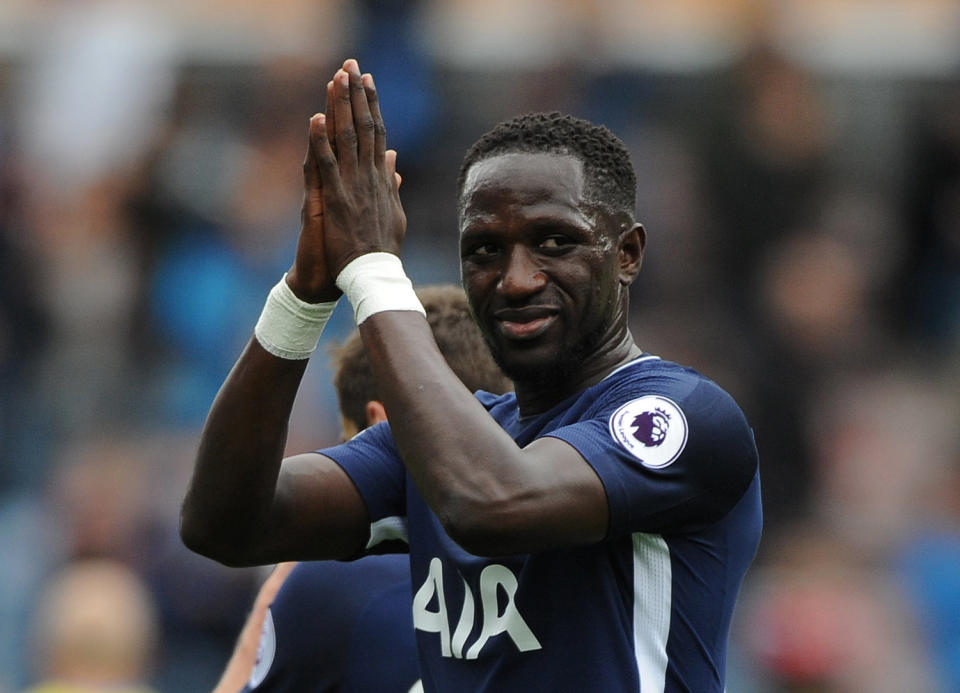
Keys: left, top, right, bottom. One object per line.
{"left": 603, "top": 356, "right": 720, "bottom": 399}
{"left": 602, "top": 356, "right": 756, "bottom": 466}
{"left": 569, "top": 357, "right": 748, "bottom": 432}
{"left": 549, "top": 356, "right": 759, "bottom": 534}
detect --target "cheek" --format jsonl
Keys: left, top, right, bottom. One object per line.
{"left": 571, "top": 261, "right": 620, "bottom": 318}
{"left": 564, "top": 260, "right": 608, "bottom": 301}
{"left": 461, "top": 269, "right": 493, "bottom": 309}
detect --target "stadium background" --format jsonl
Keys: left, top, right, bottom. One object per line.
{"left": 0, "top": 1, "right": 958, "bottom": 690}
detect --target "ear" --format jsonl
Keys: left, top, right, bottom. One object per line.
{"left": 618, "top": 223, "right": 645, "bottom": 285}
{"left": 365, "top": 400, "right": 388, "bottom": 427}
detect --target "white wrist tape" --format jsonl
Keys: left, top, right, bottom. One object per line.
{"left": 335, "top": 252, "right": 425, "bottom": 325}
{"left": 254, "top": 275, "right": 338, "bottom": 359}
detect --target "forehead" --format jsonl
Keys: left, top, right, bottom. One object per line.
{"left": 460, "top": 152, "right": 588, "bottom": 224}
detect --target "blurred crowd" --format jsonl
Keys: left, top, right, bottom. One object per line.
{"left": 1, "top": 1, "right": 958, "bottom": 691}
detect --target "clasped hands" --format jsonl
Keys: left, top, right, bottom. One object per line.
{"left": 287, "top": 59, "right": 405, "bottom": 304}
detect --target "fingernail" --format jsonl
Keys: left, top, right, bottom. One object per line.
{"left": 338, "top": 71, "right": 348, "bottom": 86}
{"left": 362, "top": 73, "right": 374, "bottom": 88}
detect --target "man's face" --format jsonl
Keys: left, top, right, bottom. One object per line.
{"left": 459, "top": 152, "right": 628, "bottom": 385}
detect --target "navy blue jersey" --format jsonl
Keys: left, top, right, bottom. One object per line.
{"left": 323, "top": 356, "right": 762, "bottom": 692}
{"left": 242, "top": 556, "right": 420, "bottom": 692}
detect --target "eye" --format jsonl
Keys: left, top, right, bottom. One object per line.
{"left": 539, "top": 235, "right": 575, "bottom": 251}
{"left": 462, "top": 241, "right": 499, "bottom": 261}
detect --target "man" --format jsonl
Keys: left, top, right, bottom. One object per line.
{"left": 212, "top": 286, "right": 511, "bottom": 693}
{"left": 181, "top": 58, "right": 762, "bottom": 691}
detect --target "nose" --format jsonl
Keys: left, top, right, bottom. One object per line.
{"left": 498, "top": 246, "right": 547, "bottom": 299}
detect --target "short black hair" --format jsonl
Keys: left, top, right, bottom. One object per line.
{"left": 457, "top": 112, "right": 636, "bottom": 219}
{"left": 331, "top": 285, "right": 512, "bottom": 433}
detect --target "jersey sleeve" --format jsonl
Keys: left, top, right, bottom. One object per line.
{"left": 321, "top": 422, "right": 408, "bottom": 551}
{"left": 545, "top": 373, "right": 758, "bottom": 536}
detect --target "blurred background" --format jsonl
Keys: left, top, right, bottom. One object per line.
{"left": 1, "top": 1, "right": 958, "bottom": 691}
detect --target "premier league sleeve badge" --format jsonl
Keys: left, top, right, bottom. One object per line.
{"left": 608, "top": 395, "right": 688, "bottom": 468}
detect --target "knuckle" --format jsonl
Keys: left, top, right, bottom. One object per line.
{"left": 317, "top": 151, "right": 337, "bottom": 169}
{"left": 358, "top": 115, "right": 375, "bottom": 133}
{"left": 373, "top": 121, "right": 387, "bottom": 138}
{"left": 337, "top": 130, "right": 358, "bottom": 146}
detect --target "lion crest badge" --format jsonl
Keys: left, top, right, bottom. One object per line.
{"left": 609, "top": 395, "right": 688, "bottom": 468}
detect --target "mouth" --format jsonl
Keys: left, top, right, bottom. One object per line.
{"left": 493, "top": 307, "right": 559, "bottom": 341}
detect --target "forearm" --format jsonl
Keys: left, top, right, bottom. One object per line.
{"left": 359, "top": 312, "right": 539, "bottom": 547}
{"left": 180, "top": 338, "right": 307, "bottom": 564}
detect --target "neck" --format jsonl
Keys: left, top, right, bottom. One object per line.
{"left": 514, "top": 327, "right": 642, "bottom": 417}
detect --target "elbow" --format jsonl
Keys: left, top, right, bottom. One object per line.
{"left": 179, "top": 506, "right": 252, "bottom": 568}
{"left": 178, "top": 510, "right": 219, "bottom": 561}
{"left": 438, "top": 498, "right": 522, "bottom": 558}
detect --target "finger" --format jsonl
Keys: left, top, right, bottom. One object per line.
{"left": 303, "top": 114, "right": 322, "bottom": 192}
{"left": 343, "top": 59, "right": 375, "bottom": 167}
{"left": 362, "top": 73, "right": 386, "bottom": 170}
{"left": 324, "top": 80, "right": 337, "bottom": 158}
{"left": 312, "top": 113, "right": 345, "bottom": 197}
{"left": 386, "top": 149, "right": 400, "bottom": 194}
{"left": 333, "top": 69, "right": 357, "bottom": 176}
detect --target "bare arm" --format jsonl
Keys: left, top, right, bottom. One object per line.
{"left": 361, "top": 313, "right": 608, "bottom": 556}
{"left": 180, "top": 339, "right": 368, "bottom": 566}
{"left": 179, "top": 81, "right": 369, "bottom": 567}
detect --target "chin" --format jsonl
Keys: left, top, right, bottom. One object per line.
{"left": 492, "top": 317, "right": 615, "bottom": 387}
{"left": 493, "top": 343, "right": 582, "bottom": 387}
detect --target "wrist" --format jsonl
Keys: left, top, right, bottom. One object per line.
{"left": 335, "top": 252, "right": 425, "bottom": 325}
{"left": 254, "top": 274, "right": 339, "bottom": 359}
{"left": 284, "top": 268, "right": 342, "bottom": 304}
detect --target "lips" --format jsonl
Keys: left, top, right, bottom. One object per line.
{"left": 493, "top": 306, "right": 559, "bottom": 341}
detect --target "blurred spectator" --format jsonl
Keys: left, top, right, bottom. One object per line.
{"left": 22, "top": 559, "right": 159, "bottom": 693}
{"left": 0, "top": 431, "right": 262, "bottom": 691}
{"left": 809, "top": 369, "right": 959, "bottom": 554}
{"left": 757, "top": 229, "right": 887, "bottom": 368}
{"left": 698, "top": 40, "right": 831, "bottom": 311}
{"left": 15, "top": 0, "right": 176, "bottom": 195}
{"left": 736, "top": 522, "right": 934, "bottom": 692}
{"left": 26, "top": 176, "right": 147, "bottom": 446}
{"left": 737, "top": 183, "right": 904, "bottom": 530}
